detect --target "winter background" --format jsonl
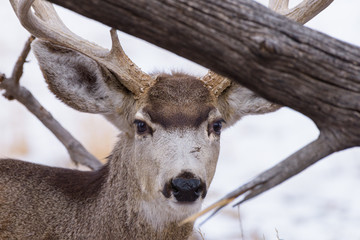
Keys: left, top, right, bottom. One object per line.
{"left": 1, "top": 1, "right": 360, "bottom": 239}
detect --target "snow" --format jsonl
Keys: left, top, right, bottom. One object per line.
{"left": 1, "top": 0, "right": 360, "bottom": 239}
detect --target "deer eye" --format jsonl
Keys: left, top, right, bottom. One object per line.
{"left": 134, "top": 120, "right": 149, "bottom": 134}
{"left": 210, "top": 119, "right": 224, "bottom": 135}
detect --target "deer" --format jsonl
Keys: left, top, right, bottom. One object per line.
{"left": 1, "top": 0, "right": 280, "bottom": 239}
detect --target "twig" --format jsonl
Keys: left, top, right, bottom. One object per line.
{"left": 237, "top": 206, "right": 244, "bottom": 240}
{"left": 11, "top": 35, "right": 35, "bottom": 84}
{"left": 180, "top": 197, "right": 236, "bottom": 225}
{"left": 275, "top": 228, "right": 281, "bottom": 240}
{"left": 0, "top": 36, "right": 102, "bottom": 170}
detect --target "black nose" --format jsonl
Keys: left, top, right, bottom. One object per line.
{"left": 171, "top": 178, "right": 203, "bottom": 202}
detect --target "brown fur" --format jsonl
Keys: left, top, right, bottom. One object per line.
{"left": 0, "top": 137, "right": 195, "bottom": 239}
{"left": 145, "top": 74, "right": 214, "bottom": 129}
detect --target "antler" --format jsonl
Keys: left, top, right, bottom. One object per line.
{"left": 201, "top": 70, "right": 231, "bottom": 97}
{"left": 10, "top": 0, "right": 155, "bottom": 97}
{"left": 269, "top": 0, "right": 334, "bottom": 24}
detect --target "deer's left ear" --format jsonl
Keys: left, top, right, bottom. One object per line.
{"left": 217, "top": 82, "right": 281, "bottom": 128}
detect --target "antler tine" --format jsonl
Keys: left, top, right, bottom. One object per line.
{"left": 107, "top": 28, "right": 156, "bottom": 96}
{"left": 269, "top": 0, "right": 289, "bottom": 13}
{"left": 201, "top": 71, "right": 231, "bottom": 98}
{"left": 11, "top": 0, "right": 105, "bottom": 55}
{"left": 10, "top": 0, "right": 155, "bottom": 97}
{"left": 269, "top": 0, "right": 334, "bottom": 24}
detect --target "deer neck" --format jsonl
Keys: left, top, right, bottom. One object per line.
{"left": 95, "top": 132, "right": 194, "bottom": 239}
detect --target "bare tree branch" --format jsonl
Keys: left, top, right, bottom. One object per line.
{"left": 11, "top": 35, "right": 35, "bottom": 85}
{"left": 0, "top": 37, "right": 102, "bottom": 170}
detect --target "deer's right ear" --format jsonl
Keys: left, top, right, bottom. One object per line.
{"left": 32, "top": 39, "right": 131, "bottom": 114}
{"left": 217, "top": 82, "right": 281, "bottom": 128}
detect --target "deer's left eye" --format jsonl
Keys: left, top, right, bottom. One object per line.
{"left": 134, "top": 120, "right": 151, "bottom": 135}
{"left": 210, "top": 120, "right": 224, "bottom": 135}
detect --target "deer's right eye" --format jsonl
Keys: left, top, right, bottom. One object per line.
{"left": 134, "top": 120, "right": 151, "bottom": 134}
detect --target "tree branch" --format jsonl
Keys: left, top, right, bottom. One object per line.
{"left": 0, "top": 37, "right": 102, "bottom": 170}
{"left": 11, "top": 35, "right": 35, "bottom": 85}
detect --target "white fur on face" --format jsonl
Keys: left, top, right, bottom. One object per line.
{"left": 134, "top": 112, "right": 221, "bottom": 229}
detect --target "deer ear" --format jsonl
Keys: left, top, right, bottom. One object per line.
{"left": 32, "top": 39, "right": 131, "bottom": 114}
{"left": 217, "top": 82, "right": 280, "bottom": 128}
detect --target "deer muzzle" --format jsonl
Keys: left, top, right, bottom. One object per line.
{"left": 162, "top": 172, "right": 207, "bottom": 203}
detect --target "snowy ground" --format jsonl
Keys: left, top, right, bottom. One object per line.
{"left": 1, "top": 1, "right": 360, "bottom": 239}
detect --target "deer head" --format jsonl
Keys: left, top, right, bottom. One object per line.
{"left": 10, "top": 0, "right": 279, "bottom": 229}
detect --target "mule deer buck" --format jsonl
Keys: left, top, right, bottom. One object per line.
{"left": 0, "top": 0, "right": 300, "bottom": 239}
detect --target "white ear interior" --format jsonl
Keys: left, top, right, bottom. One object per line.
{"left": 32, "top": 39, "right": 127, "bottom": 114}
{"left": 217, "top": 82, "right": 280, "bottom": 128}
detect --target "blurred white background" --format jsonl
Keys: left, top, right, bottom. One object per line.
{"left": 1, "top": 1, "right": 360, "bottom": 239}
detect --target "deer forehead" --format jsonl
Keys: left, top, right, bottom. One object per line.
{"left": 140, "top": 74, "right": 218, "bottom": 129}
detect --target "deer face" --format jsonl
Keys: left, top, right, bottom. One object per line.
{"left": 32, "top": 37, "right": 278, "bottom": 227}
{"left": 131, "top": 75, "right": 222, "bottom": 223}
